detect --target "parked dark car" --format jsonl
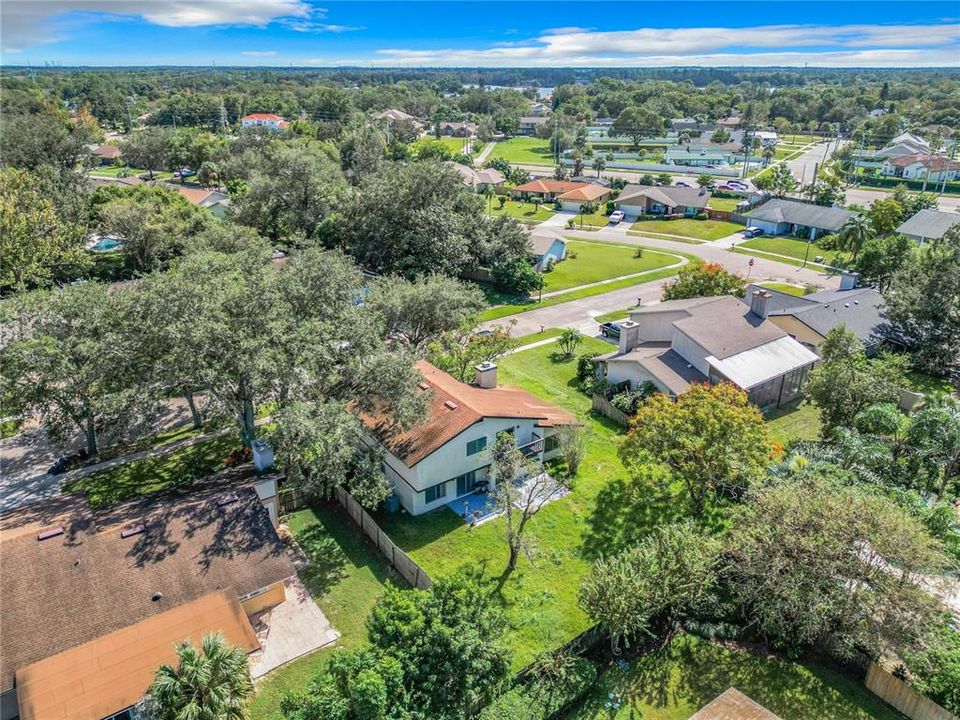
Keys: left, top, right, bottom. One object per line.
{"left": 743, "top": 226, "right": 766, "bottom": 238}
{"left": 48, "top": 449, "right": 89, "bottom": 476}
{"left": 600, "top": 322, "right": 621, "bottom": 339}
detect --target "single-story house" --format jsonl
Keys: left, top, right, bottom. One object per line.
{"left": 172, "top": 186, "right": 231, "bottom": 218}
{"left": 436, "top": 121, "right": 476, "bottom": 137}
{"left": 664, "top": 146, "right": 738, "bottom": 166}
{"left": 743, "top": 198, "right": 858, "bottom": 239}
{"left": 0, "top": 484, "right": 296, "bottom": 720}
{"left": 597, "top": 293, "right": 819, "bottom": 410}
{"left": 527, "top": 227, "right": 568, "bottom": 269}
{"left": 240, "top": 113, "right": 288, "bottom": 130}
{"left": 569, "top": 175, "right": 612, "bottom": 188}
{"left": 517, "top": 116, "right": 550, "bottom": 136}
{"left": 359, "top": 360, "right": 577, "bottom": 516}
{"left": 883, "top": 154, "right": 960, "bottom": 183}
{"left": 895, "top": 208, "right": 960, "bottom": 243}
{"left": 556, "top": 183, "right": 611, "bottom": 211}
{"left": 615, "top": 185, "right": 711, "bottom": 217}
{"left": 512, "top": 178, "right": 592, "bottom": 202}
{"left": 528, "top": 102, "right": 551, "bottom": 117}
{"left": 718, "top": 114, "right": 742, "bottom": 129}
{"left": 90, "top": 144, "right": 122, "bottom": 165}
{"left": 745, "top": 278, "right": 890, "bottom": 356}
{"left": 447, "top": 162, "right": 505, "bottom": 192}
{"left": 373, "top": 108, "right": 419, "bottom": 123}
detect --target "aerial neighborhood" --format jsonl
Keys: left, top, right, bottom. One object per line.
{"left": 1, "top": 5, "right": 960, "bottom": 720}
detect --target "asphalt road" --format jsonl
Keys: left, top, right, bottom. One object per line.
{"left": 481, "top": 228, "right": 839, "bottom": 336}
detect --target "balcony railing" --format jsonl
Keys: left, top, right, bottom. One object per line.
{"left": 518, "top": 435, "right": 544, "bottom": 457}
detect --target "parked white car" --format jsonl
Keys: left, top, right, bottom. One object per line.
{"left": 608, "top": 210, "right": 625, "bottom": 224}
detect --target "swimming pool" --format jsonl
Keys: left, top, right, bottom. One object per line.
{"left": 88, "top": 236, "right": 124, "bottom": 253}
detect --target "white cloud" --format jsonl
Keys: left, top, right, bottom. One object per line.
{"left": 1, "top": 0, "right": 312, "bottom": 52}
{"left": 242, "top": 50, "right": 277, "bottom": 57}
{"left": 359, "top": 23, "right": 960, "bottom": 68}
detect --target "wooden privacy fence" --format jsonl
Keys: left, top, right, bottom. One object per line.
{"left": 334, "top": 486, "right": 433, "bottom": 590}
{"left": 865, "top": 664, "right": 958, "bottom": 720}
{"left": 591, "top": 393, "right": 631, "bottom": 426}
{"left": 706, "top": 208, "right": 733, "bottom": 221}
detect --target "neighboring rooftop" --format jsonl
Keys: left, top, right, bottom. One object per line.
{"left": 557, "top": 183, "right": 609, "bottom": 202}
{"left": 672, "top": 295, "right": 787, "bottom": 359}
{"left": 359, "top": 360, "right": 577, "bottom": 467}
{"left": 447, "top": 161, "right": 504, "bottom": 188}
{"left": 601, "top": 343, "right": 708, "bottom": 397}
{"left": 745, "top": 198, "right": 857, "bottom": 232}
{"left": 242, "top": 113, "right": 284, "bottom": 121}
{"left": 895, "top": 208, "right": 960, "bottom": 240}
{"left": 689, "top": 688, "right": 783, "bottom": 720}
{"left": 617, "top": 184, "right": 712, "bottom": 209}
{"left": 373, "top": 108, "right": 417, "bottom": 122}
{"left": 513, "top": 178, "right": 589, "bottom": 195}
{"left": 90, "top": 144, "right": 121, "bottom": 159}
{"left": 0, "top": 486, "right": 294, "bottom": 693}
{"left": 527, "top": 227, "right": 567, "bottom": 256}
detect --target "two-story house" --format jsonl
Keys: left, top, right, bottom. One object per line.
{"left": 360, "top": 361, "right": 576, "bottom": 516}
{"left": 240, "top": 113, "right": 288, "bottom": 130}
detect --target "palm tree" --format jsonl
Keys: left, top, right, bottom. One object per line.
{"left": 149, "top": 633, "right": 253, "bottom": 720}
{"left": 837, "top": 215, "right": 871, "bottom": 261}
{"left": 695, "top": 173, "right": 714, "bottom": 189}
{"left": 483, "top": 184, "right": 495, "bottom": 213}
{"left": 592, "top": 156, "right": 606, "bottom": 177}
{"left": 762, "top": 145, "right": 775, "bottom": 167}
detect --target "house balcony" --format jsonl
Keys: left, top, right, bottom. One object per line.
{"left": 519, "top": 434, "right": 544, "bottom": 458}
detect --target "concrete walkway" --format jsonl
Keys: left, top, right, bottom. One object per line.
{"left": 475, "top": 141, "right": 496, "bottom": 165}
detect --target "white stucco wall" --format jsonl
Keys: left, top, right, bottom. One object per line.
{"left": 603, "top": 359, "right": 671, "bottom": 396}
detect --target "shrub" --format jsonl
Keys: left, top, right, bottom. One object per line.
{"left": 633, "top": 247, "right": 644, "bottom": 258}
{"left": 605, "top": 200, "right": 615, "bottom": 214}
{"left": 223, "top": 445, "right": 252, "bottom": 468}
{"left": 566, "top": 218, "right": 575, "bottom": 229}
{"left": 478, "top": 688, "right": 543, "bottom": 720}
{"left": 695, "top": 212, "right": 709, "bottom": 220}
{"left": 576, "top": 353, "right": 600, "bottom": 381}
{"left": 479, "top": 656, "right": 597, "bottom": 720}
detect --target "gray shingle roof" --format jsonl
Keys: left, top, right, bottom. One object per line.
{"left": 745, "top": 198, "right": 857, "bottom": 232}
{"left": 895, "top": 209, "right": 960, "bottom": 241}
{"left": 617, "top": 184, "right": 712, "bottom": 209}
{"left": 672, "top": 295, "right": 787, "bottom": 359}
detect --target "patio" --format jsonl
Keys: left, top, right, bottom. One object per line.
{"left": 247, "top": 577, "right": 340, "bottom": 679}
{"left": 446, "top": 472, "right": 569, "bottom": 526}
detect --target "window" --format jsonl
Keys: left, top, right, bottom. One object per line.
{"left": 424, "top": 482, "right": 447, "bottom": 504}
{"left": 544, "top": 434, "right": 560, "bottom": 452}
{"left": 466, "top": 436, "right": 487, "bottom": 456}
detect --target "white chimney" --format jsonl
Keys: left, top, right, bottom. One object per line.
{"left": 474, "top": 362, "right": 498, "bottom": 389}
{"left": 618, "top": 320, "right": 641, "bottom": 354}
{"left": 839, "top": 271, "right": 858, "bottom": 291}
{"left": 750, "top": 290, "right": 772, "bottom": 319}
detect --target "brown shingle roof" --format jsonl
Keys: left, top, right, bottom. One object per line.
{"left": 359, "top": 361, "right": 577, "bottom": 467}
{"left": 15, "top": 590, "right": 260, "bottom": 720}
{"left": 0, "top": 487, "right": 294, "bottom": 692}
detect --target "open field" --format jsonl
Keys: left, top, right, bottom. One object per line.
{"left": 489, "top": 137, "right": 555, "bottom": 165}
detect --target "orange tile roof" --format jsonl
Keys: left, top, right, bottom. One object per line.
{"left": 173, "top": 186, "right": 214, "bottom": 204}
{"left": 889, "top": 153, "right": 960, "bottom": 171}
{"left": 359, "top": 361, "right": 578, "bottom": 467}
{"left": 242, "top": 113, "right": 284, "bottom": 121}
{"left": 513, "top": 179, "right": 590, "bottom": 194}
{"left": 16, "top": 590, "right": 259, "bottom": 720}
{"left": 557, "top": 184, "right": 609, "bottom": 202}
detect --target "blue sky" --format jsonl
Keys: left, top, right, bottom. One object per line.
{"left": 2, "top": 1, "right": 958, "bottom": 68}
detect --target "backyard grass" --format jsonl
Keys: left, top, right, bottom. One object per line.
{"left": 88, "top": 166, "right": 174, "bottom": 180}
{"left": 249, "top": 504, "right": 394, "bottom": 719}
{"left": 486, "top": 198, "right": 556, "bottom": 222}
{"left": 62, "top": 433, "right": 241, "bottom": 508}
{"left": 489, "top": 137, "right": 555, "bottom": 165}
{"left": 629, "top": 218, "right": 744, "bottom": 241}
{"left": 765, "top": 401, "right": 822, "bottom": 446}
{"left": 414, "top": 135, "right": 476, "bottom": 156}
{"left": 568, "top": 634, "right": 903, "bottom": 720}
{"left": 707, "top": 197, "right": 742, "bottom": 212}
{"left": 737, "top": 236, "right": 851, "bottom": 267}
{"left": 478, "top": 251, "right": 696, "bottom": 322}
{"left": 377, "top": 338, "right": 699, "bottom": 668}
{"left": 542, "top": 241, "right": 679, "bottom": 292}
{"left": 906, "top": 371, "right": 956, "bottom": 396}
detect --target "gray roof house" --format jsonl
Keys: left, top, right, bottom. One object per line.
{"left": 526, "top": 227, "right": 568, "bottom": 270}
{"left": 447, "top": 162, "right": 505, "bottom": 191}
{"left": 744, "top": 280, "right": 891, "bottom": 356}
{"left": 744, "top": 198, "right": 858, "bottom": 239}
{"left": 597, "top": 293, "right": 818, "bottom": 410}
{"left": 616, "top": 185, "right": 712, "bottom": 217}
{"left": 895, "top": 209, "right": 960, "bottom": 243}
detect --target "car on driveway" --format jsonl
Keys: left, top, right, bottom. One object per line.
{"left": 675, "top": 181, "right": 691, "bottom": 187}
{"left": 717, "top": 184, "right": 737, "bottom": 191}
{"left": 600, "top": 321, "right": 621, "bottom": 339}
{"left": 728, "top": 180, "right": 749, "bottom": 190}
{"left": 743, "top": 226, "right": 765, "bottom": 238}
{"left": 608, "top": 210, "right": 625, "bottom": 225}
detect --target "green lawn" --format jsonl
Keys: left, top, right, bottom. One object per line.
{"left": 377, "top": 338, "right": 697, "bottom": 668}
{"left": 758, "top": 282, "right": 808, "bottom": 296}
{"left": 630, "top": 218, "right": 744, "bottom": 241}
{"left": 88, "top": 166, "right": 175, "bottom": 180}
{"left": 737, "top": 236, "right": 850, "bottom": 267}
{"left": 708, "top": 197, "right": 742, "bottom": 212}
{"left": 513, "top": 327, "right": 567, "bottom": 345}
{"left": 489, "top": 137, "right": 555, "bottom": 165}
{"left": 62, "top": 433, "right": 241, "bottom": 509}
{"left": 543, "top": 241, "right": 679, "bottom": 292}
{"left": 568, "top": 634, "right": 903, "bottom": 720}
{"left": 249, "top": 504, "right": 394, "bottom": 719}
{"left": 486, "top": 198, "right": 555, "bottom": 222}
{"left": 906, "top": 371, "right": 956, "bottom": 396}
{"left": 765, "top": 401, "right": 822, "bottom": 447}
{"left": 414, "top": 135, "right": 476, "bottom": 156}
{"left": 594, "top": 306, "right": 639, "bottom": 324}
{"left": 568, "top": 209, "right": 617, "bottom": 229}
{"left": 478, "top": 251, "right": 696, "bottom": 322}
